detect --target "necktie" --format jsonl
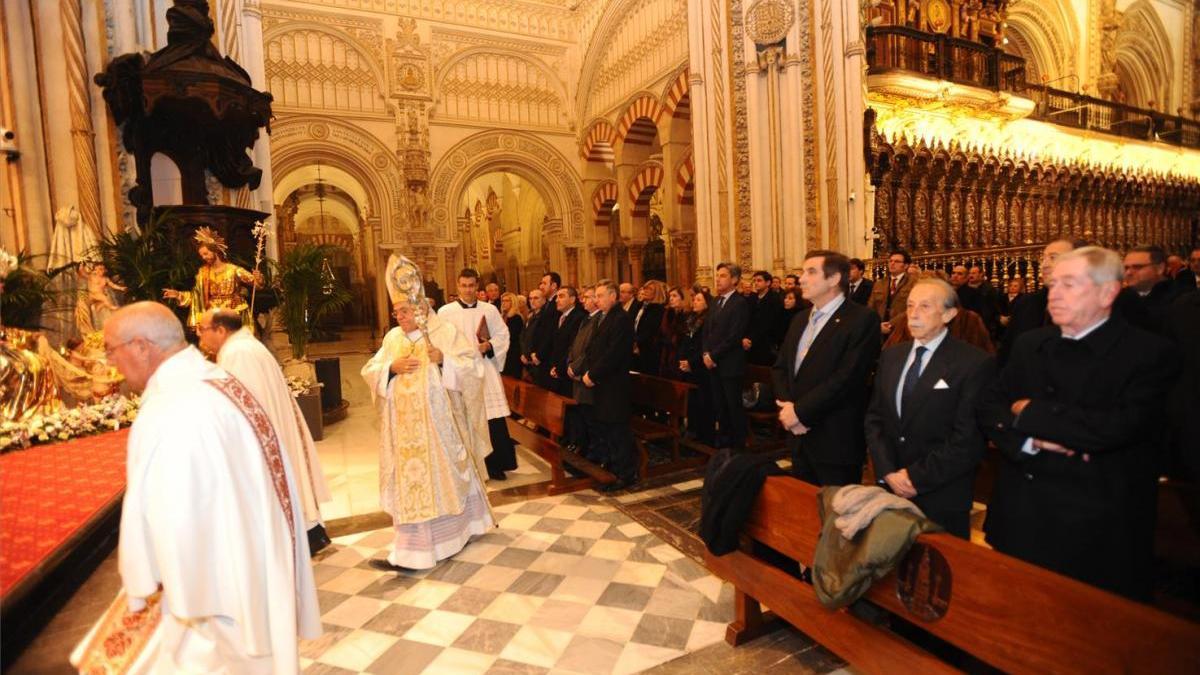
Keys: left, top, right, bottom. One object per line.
{"left": 794, "top": 309, "right": 823, "bottom": 374}
{"left": 559, "top": 311, "right": 567, "bottom": 328}
{"left": 717, "top": 295, "right": 726, "bottom": 311}
{"left": 900, "top": 346, "right": 927, "bottom": 416}
{"left": 890, "top": 277, "right": 898, "bottom": 295}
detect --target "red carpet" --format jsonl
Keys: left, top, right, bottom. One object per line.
{"left": 0, "top": 429, "right": 129, "bottom": 598}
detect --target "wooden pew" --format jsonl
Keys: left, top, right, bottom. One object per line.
{"left": 743, "top": 365, "right": 787, "bottom": 451}
{"left": 705, "top": 476, "right": 1200, "bottom": 674}
{"left": 629, "top": 372, "right": 711, "bottom": 479}
{"left": 501, "top": 376, "right": 615, "bottom": 495}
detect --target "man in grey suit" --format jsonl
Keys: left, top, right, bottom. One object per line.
{"left": 566, "top": 286, "right": 602, "bottom": 459}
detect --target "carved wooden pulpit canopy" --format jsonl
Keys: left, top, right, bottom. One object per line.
{"left": 94, "top": 0, "right": 273, "bottom": 235}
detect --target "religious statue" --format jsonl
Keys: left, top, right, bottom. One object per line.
{"left": 76, "top": 262, "right": 126, "bottom": 334}
{"left": 410, "top": 184, "right": 431, "bottom": 228}
{"left": 162, "top": 226, "right": 261, "bottom": 327}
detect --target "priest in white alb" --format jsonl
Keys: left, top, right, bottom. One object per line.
{"left": 198, "top": 308, "right": 334, "bottom": 553}
{"left": 438, "top": 267, "right": 519, "bottom": 480}
{"left": 361, "top": 256, "right": 495, "bottom": 570}
{"left": 72, "top": 302, "right": 320, "bottom": 674}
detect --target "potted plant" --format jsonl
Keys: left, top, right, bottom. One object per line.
{"left": 272, "top": 243, "right": 350, "bottom": 431}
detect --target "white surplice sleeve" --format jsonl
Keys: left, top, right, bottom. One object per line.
{"left": 362, "top": 328, "right": 403, "bottom": 403}
{"left": 483, "top": 304, "right": 510, "bottom": 373}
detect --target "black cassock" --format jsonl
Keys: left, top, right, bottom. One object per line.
{"left": 979, "top": 318, "right": 1176, "bottom": 600}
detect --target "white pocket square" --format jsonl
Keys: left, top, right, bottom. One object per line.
{"left": 933, "top": 379, "right": 950, "bottom": 390}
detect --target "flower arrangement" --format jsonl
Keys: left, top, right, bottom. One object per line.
{"left": 285, "top": 375, "right": 321, "bottom": 398}
{"left": 0, "top": 394, "right": 140, "bottom": 453}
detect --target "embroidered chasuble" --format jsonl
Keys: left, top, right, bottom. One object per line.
{"left": 362, "top": 315, "right": 495, "bottom": 568}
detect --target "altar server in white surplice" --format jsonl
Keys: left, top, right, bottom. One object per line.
{"left": 361, "top": 287, "right": 496, "bottom": 570}
{"left": 198, "top": 308, "right": 333, "bottom": 553}
{"left": 71, "top": 302, "right": 320, "bottom": 674}
{"left": 438, "top": 267, "right": 519, "bottom": 480}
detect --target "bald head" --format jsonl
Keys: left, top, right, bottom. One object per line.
{"left": 104, "top": 302, "right": 187, "bottom": 392}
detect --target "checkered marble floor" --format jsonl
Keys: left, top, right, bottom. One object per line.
{"left": 302, "top": 490, "right": 735, "bottom": 675}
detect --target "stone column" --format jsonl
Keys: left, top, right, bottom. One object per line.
{"left": 687, "top": 0, "right": 737, "bottom": 275}
{"left": 756, "top": 45, "right": 786, "bottom": 274}
{"left": 593, "top": 247, "right": 610, "bottom": 281}
{"left": 239, "top": 0, "right": 277, "bottom": 258}
{"left": 60, "top": 0, "right": 103, "bottom": 236}
{"left": 628, "top": 243, "right": 644, "bottom": 286}
{"left": 565, "top": 247, "right": 580, "bottom": 287}
{"left": 673, "top": 232, "right": 695, "bottom": 286}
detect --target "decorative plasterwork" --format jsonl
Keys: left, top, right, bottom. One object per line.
{"left": 434, "top": 48, "right": 570, "bottom": 130}
{"left": 866, "top": 74, "right": 1037, "bottom": 120}
{"left": 429, "top": 131, "right": 585, "bottom": 242}
{"left": 794, "top": 0, "right": 820, "bottom": 253}
{"left": 731, "top": 0, "right": 754, "bottom": 266}
{"left": 430, "top": 27, "right": 569, "bottom": 58}
{"left": 578, "top": 0, "right": 690, "bottom": 122}
{"left": 1004, "top": 0, "right": 1079, "bottom": 85}
{"left": 279, "top": 0, "right": 576, "bottom": 41}
{"left": 746, "top": 0, "right": 795, "bottom": 46}
{"left": 389, "top": 17, "right": 432, "bottom": 102}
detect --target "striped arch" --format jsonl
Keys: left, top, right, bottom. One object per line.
{"left": 591, "top": 181, "right": 619, "bottom": 224}
{"left": 617, "top": 94, "right": 665, "bottom": 145}
{"left": 663, "top": 67, "right": 690, "bottom": 118}
{"left": 580, "top": 119, "right": 619, "bottom": 163}
{"left": 676, "top": 153, "right": 694, "bottom": 205}
{"left": 628, "top": 162, "right": 664, "bottom": 216}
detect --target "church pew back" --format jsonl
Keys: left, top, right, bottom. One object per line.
{"left": 706, "top": 476, "right": 1200, "bottom": 674}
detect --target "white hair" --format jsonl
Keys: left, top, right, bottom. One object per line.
{"left": 109, "top": 301, "right": 185, "bottom": 350}
{"left": 1058, "top": 246, "right": 1123, "bottom": 286}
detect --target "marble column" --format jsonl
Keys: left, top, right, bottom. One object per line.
{"left": 673, "top": 232, "right": 696, "bottom": 286}
{"left": 239, "top": 0, "right": 277, "bottom": 259}
{"left": 60, "top": 0, "right": 103, "bottom": 236}
{"left": 628, "top": 243, "right": 644, "bottom": 286}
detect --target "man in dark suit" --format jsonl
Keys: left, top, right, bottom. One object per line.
{"left": 999, "top": 239, "right": 1077, "bottom": 367}
{"left": 847, "top": 258, "right": 874, "bottom": 305}
{"left": 743, "top": 270, "right": 783, "bottom": 365}
{"left": 703, "top": 262, "right": 752, "bottom": 449}
{"left": 548, "top": 286, "right": 585, "bottom": 396}
{"left": 583, "top": 279, "right": 638, "bottom": 491}
{"left": 1175, "top": 247, "right": 1200, "bottom": 290}
{"left": 773, "top": 250, "right": 881, "bottom": 486}
{"left": 528, "top": 272, "right": 562, "bottom": 388}
{"left": 566, "top": 286, "right": 601, "bottom": 457}
{"left": 866, "top": 278, "right": 993, "bottom": 537}
{"left": 1165, "top": 290, "right": 1200, "bottom": 481}
{"left": 619, "top": 282, "right": 642, "bottom": 315}
{"left": 980, "top": 246, "right": 1176, "bottom": 600}
{"left": 520, "top": 289, "right": 545, "bottom": 379}
{"left": 867, "top": 249, "right": 915, "bottom": 337}
{"left": 1123, "top": 245, "right": 1187, "bottom": 335}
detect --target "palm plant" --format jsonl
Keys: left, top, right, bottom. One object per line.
{"left": 274, "top": 243, "right": 352, "bottom": 360}
{"left": 0, "top": 252, "right": 63, "bottom": 329}
{"left": 90, "top": 209, "right": 198, "bottom": 301}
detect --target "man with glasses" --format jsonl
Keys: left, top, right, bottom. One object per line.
{"left": 75, "top": 302, "right": 320, "bottom": 673}
{"left": 998, "top": 239, "right": 1081, "bottom": 366}
{"left": 867, "top": 249, "right": 916, "bottom": 336}
{"left": 1123, "top": 245, "right": 1187, "bottom": 334}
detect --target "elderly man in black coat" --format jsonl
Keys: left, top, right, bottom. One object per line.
{"left": 979, "top": 246, "right": 1176, "bottom": 600}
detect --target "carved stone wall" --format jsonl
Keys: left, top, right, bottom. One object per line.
{"left": 436, "top": 50, "right": 569, "bottom": 129}
{"left": 265, "top": 26, "right": 388, "bottom": 114}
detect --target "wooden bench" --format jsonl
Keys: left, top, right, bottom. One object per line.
{"left": 501, "top": 376, "right": 615, "bottom": 495}
{"left": 628, "top": 372, "right": 712, "bottom": 479}
{"left": 743, "top": 365, "right": 787, "bottom": 451}
{"left": 705, "top": 476, "right": 1200, "bottom": 674}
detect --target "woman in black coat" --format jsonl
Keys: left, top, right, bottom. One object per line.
{"left": 676, "top": 289, "right": 715, "bottom": 446}
{"left": 632, "top": 280, "right": 666, "bottom": 375}
{"left": 500, "top": 292, "right": 527, "bottom": 379}
{"left": 659, "top": 286, "right": 690, "bottom": 380}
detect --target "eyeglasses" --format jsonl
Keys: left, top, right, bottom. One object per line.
{"left": 104, "top": 339, "right": 135, "bottom": 357}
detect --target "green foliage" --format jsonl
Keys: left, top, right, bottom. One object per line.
{"left": 0, "top": 252, "right": 60, "bottom": 329}
{"left": 273, "top": 243, "right": 352, "bottom": 359}
{"left": 90, "top": 210, "right": 198, "bottom": 301}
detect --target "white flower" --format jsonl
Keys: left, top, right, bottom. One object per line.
{"left": 0, "top": 249, "right": 18, "bottom": 280}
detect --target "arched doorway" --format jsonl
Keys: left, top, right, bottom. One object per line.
{"left": 458, "top": 171, "right": 551, "bottom": 294}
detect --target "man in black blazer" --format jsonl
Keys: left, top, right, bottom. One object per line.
{"left": 548, "top": 286, "right": 585, "bottom": 397}
{"left": 529, "top": 272, "right": 561, "bottom": 388}
{"left": 999, "top": 238, "right": 1077, "bottom": 367}
{"left": 773, "top": 250, "right": 881, "bottom": 486}
{"left": 979, "top": 246, "right": 1176, "bottom": 600}
{"left": 847, "top": 258, "right": 874, "bottom": 305}
{"left": 866, "top": 279, "right": 993, "bottom": 537}
{"left": 702, "top": 262, "right": 752, "bottom": 449}
{"left": 583, "top": 279, "right": 638, "bottom": 491}
{"left": 743, "top": 270, "right": 783, "bottom": 365}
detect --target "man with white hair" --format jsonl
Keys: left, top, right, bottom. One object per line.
{"left": 72, "top": 302, "right": 320, "bottom": 673}
{"left": 198, "top": 308, "right": 333, "bottom": 553}
{"left": 980, "top": 247, "right": 1176, "bottom": 600}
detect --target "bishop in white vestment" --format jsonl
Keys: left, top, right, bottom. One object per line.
{"left": 438, "top": 268, "right": 518, "bottom": 479}
{"left": 361, "top": 296, "right": 496, "bottom": 569}
{"left": 199, "top": 309, "right": 333, "bottom": 551}
{"left": 72, "top": 302, "right": 321, "bottom": 674}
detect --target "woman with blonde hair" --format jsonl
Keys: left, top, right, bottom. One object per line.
{"left": 633, "top": 279, "right": 667, "bottom": 375}
{"left": 500, "top": 292, "right": 528, "bottom": 378}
